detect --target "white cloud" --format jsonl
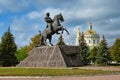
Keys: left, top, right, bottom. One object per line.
{"left": 93, "top": 17, "right": 120, "bottom": 46}
{"left": 43, "top": 8, "right": 64, "bottom": 18}
{"left": 0, "top": 0, "right": 29, "bottom": 12}
{"left": 11, "top": 15, "right": 40, "bottom": 47}
{"left": 14, "top": 32, "right": 30, "bottom": 47}
{"left": 105, "top": 17, "right": 120, "bottom": 24}
{"left": 63, "top": 8, "right": 104, "bottom": 20}
{"left": 33, "top": 24, "right": 40, "bottom": 30}
{"left": 27, "top": 11, "right": 41, "bottom": 20}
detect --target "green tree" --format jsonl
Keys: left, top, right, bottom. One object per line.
{"left": 27, "top": 34, "right": 40, "bottom": 53}
{"left": 0, "top": 27, "right": 18, "bottom": 66}
{"left": 95, "top": 35, "right": 111, "bottom": 66}
{"left": 79, "top": 32, "right": 90, "bottom": 65}
{"left": 89, "top": 47, "right": 98, "bottom": 64}
{"left": 56, "top": 33, "right": 66, "bottom": 45}
{"left": 17, "top": 46, "right": 28, "bottom": 62}
{"left": 110, "top": 38, "right": 120, "bottom": 63}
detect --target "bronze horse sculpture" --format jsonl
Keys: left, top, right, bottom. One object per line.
{"left": 38, "top": 13, "right": 69, "bottom": 46}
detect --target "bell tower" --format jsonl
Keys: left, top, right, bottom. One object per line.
{"left": 89, "top": 18, "right": 93, "bottom": 30}
{"left": 75, "top": 27, "right": 81, "bottom": 45}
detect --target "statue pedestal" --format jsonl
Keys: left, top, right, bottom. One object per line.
{"left": 17, "top": 45, "right": 83, "bottom": 67}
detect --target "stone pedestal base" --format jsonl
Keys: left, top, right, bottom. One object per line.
{"left": 17, "top": 45, "right": 83, "bottom": 67}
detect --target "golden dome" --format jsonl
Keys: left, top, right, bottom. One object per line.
{"left": 85, "top": 30, "right": 97, "bottom": 35}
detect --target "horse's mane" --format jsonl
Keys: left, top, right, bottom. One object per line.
{"left": 53, "top": 14, "right": 58, "bottom": 21}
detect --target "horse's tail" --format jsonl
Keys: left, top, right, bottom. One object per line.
{"left": 39, "top": 30, "right": 41, "bottom": 36}
{"left": 36, "top": 30, "right": 42, "bottom": 47}
{"left": 35, "top": 30, "right": 42, "bottom": 47}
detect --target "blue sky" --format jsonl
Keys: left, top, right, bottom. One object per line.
{"left": 0, "top": 0, "right": 120, "bottom": 47}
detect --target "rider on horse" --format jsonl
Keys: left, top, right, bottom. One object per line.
{"left": 44, "top": 12, "right": 60, "bottom": 34}
{"left": 38, "top": 13, "right": 69, "bottom": 46}
{"left": 45, "top": 13, "right": 53, "bottom": 28}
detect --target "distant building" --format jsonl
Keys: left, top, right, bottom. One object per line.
{"left": 75, "top": 27, "right": 81, "bottom": 45}
{"left": 75, "top": 20, "right": 100, "bottom": 49}
{"left": 84, "top": 20, "right": 100, "bottom": 48}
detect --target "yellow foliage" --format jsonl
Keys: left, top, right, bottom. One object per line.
{"left": 27, "top": 34, "right": 40, "bottom": 53}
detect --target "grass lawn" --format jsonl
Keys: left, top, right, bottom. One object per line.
{"left": 0, "top": 67, "right": 119, "bottom": 76}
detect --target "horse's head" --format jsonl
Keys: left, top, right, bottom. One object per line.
{"left": 53, "top": 13, "right": 64, "bottom": 22}
{"left": 57, "top": 13, "right": 64, "bottom": 22}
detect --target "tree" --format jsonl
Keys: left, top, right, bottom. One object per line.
{"left": 27, "top": 34, "right": 40, "bottom": 53}
{"left": 89, "top": 47, "right": 98, "bottom": 64}
{"left": 16, "top": 46, "right": 28, "bottom": 62}
{"left": 79, "top": 32, "right": 90, "bottom": 65}
{"left": 0, "top": 27, "right": 18, "bottom": 66}
{"left": 110, "top": 38, "right": 120, "bottom": 63}
{"left": 56, "top": 33, "right": 66, "bottom": 45}
{"left": 95, "top": 35, "right": 111, "bottom": 66}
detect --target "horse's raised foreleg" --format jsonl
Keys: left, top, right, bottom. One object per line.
{"left": 63, "top": 27, "right": 69, "bottom": 35}
{"left": 62, "top": 27, "right": 64, "bottom": 34}
{"left": 60, "top": 26, "right": 64, "bottom": 34}
{"left": 56, "top": 32, "right": 60, "bottom": 34}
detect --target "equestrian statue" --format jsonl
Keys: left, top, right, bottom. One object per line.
{"left": 38, "top": 12, "right": 69, "bottom": 46}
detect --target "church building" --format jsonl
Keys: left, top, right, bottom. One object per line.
{"left": 76, "top": 20, "right": 100, "bottom": 48}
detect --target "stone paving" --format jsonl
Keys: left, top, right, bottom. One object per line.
{"left": 0, "top": 74, "right": 120, "bottom": 80}
{"left": 78, "top": 66, "right": 120, "bottom": 71}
